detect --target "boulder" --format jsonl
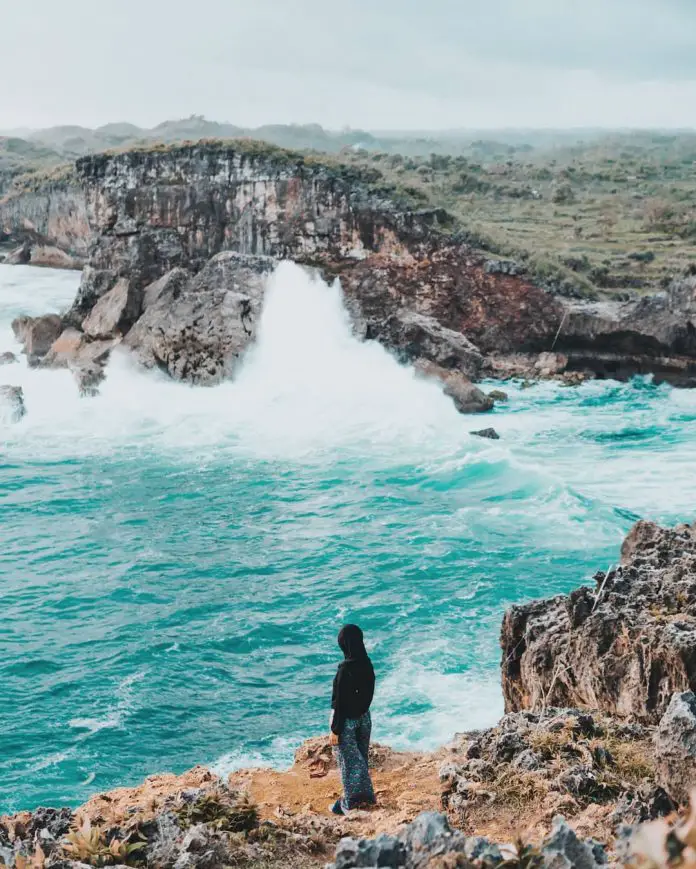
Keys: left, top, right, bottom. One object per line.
{"left": 655, "top": 692, "right": 696, "bottom": 804}
{"left": 38, "top": 328, "right": 117, "bottom": 397}
{"left": 471, "top": 427, "right": 500, "bottom": 440}
{"left": 124, "top": 252, "right": 275, "bottom": 385}
{"left": 415, "top": 359, "right": 494, "bottom": 414}
{"left": 4, "top": 241, "right": 31, "bottom": 265}
{"left": 376, "top": 311, "right": 484, "bottom": 379}
{"left": 29, "top": 245, "right": 82, "bottom": 270}
{"left": 501, "top": 520, "right": 696, "bottom": 722}
{"left": 488, "top": 389, "right": 508, "bottom": 402}
{"left": 11, "top": 313, "right": 63, "bottom": 364}
{"left": 0, "top": 385, "right": 26, "bottom": 422}
{"left": 141, "top": 267, "right": 191, "bottom": 312}
{"left": 0, "top": 352, "right": 17, "bottom": 365}
{"left": 82, "top": 277, "right": 140, "bottom": 338}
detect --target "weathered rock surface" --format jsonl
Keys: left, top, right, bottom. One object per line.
{"left": 471, "top": 427, "right": 500, "bottom": 439}
{"left": 37, "top": 328, "right": 117, "bottom": 396}
{"left": 0, "top": 385, "right": 26, "bottom": 422}
{"left": 12, "top": 313, "right": 64, "bottom": 364}
{"left": 332, "top": 810, "right": 607, "bottom": 868}
{"left": 0, "top": 169, "right": 91, "bottom": 260}
{"left": 415, "top": 359, "right": 494, "bottom": 414}
{"left": 124, "top": 252, "right": 275, "bottom": 384}
{"left": 81, "top": 277, "right": 139, "bottom": 338}
{"left": 440, "top": 708, "right": 659, "bottom": 831}
{"left": 0, "top": 351, "right": 17, "bottom": 365}
{"left": 655, "top": 691, "right": 696, "bottom": 804}
{"left": 502, "top": 520, "right": 696, "bottom": 723}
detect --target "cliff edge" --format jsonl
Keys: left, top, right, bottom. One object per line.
{"left": 4, "top": 140, "right": 696, "bottom": 393}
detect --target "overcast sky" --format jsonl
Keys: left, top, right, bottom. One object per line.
{"left": 3, "top": 0, "right": 695, "bottom": 131}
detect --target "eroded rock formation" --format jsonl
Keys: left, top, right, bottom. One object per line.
{"left": 5, "top": 140, "right": 696, "bottom": 389}
{"left": 501, "top": 520, "right": 696, "bottom": 724}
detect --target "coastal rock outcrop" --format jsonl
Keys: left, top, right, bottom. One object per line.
{"left": 414, "top": 360, "right": 494, "bottom": 414}
{"left": 5, "top": 140, "right": 696, "bottom": 387}
{"left": 0, "top": 385, "right": 26, "bottom": 422}
{"left": 501, "top": 520, "right": 696, "bottom": 724}
{"left": 0, "top": 351, "right": 17, "bottom": 365}
{"left": 124, "top": 252, "right": 275, "bottom": 384}
{"left": 11, "top": 313, "right": 63, "bottom": 365}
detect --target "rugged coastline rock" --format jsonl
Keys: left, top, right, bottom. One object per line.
{"left": 0, "top": 385, "right": 26, "bottom": 422}
{"left": 124, "top": 252, "right": 275, "bottom": 385}
{"left": 4, "top": 140, "right": 696, "bottom": 388}
{"left": 414, "top": 359, "right": 494, "bottom": 414}
{"left": 11, "top": 314, "right": 63, "bottom": 365}
{"left": 501, "top": 520, "right": 696, "bottom": 725}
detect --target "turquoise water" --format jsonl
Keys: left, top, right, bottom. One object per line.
{"left": 2, "top": 262, "right": 695, "bottom": 814}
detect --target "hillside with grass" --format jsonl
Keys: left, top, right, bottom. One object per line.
{"left": 2, "top": 121, "right": 696, "bottom": 298}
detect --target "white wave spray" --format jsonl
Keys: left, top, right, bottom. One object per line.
{"left": 0, "top": 262, "right": 472, "bottom": 462}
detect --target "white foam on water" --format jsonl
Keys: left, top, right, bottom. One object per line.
{"left": 0, "top": 261, "right": 473, "bottom": 463}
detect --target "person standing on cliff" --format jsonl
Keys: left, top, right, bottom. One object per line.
{"left": 329, "top": 624, "right": 376, "bottom": 815}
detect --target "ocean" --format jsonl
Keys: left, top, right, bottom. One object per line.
{"left": 1, "top": 261, "right": 694, "bottom": 813}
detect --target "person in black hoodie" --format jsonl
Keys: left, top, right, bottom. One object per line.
{"left": 329, "top": 624, "right": 376, "bottom": 815}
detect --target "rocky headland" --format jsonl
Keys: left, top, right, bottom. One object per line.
{"left": 4, "top": 519, "right": 696, "bottom": 868}
{"left": 2, "top": 140, "right": 696, "bottom": 413}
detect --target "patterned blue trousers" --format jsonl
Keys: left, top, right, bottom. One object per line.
{"left": 334, "top": 711, "right": 376, "bottom": 812}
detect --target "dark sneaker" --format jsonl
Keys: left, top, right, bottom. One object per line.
{"left": 329, "top": 799, "right": 345, "bottom": 815}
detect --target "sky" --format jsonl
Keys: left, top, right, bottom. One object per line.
{"left": 2, "top": 0, "right": 696, "bottom": 131}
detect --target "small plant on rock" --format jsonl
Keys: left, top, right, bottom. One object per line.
{"left": 175, "top": 787, "right": 258, "bottom": 834}
{"left": 62, "top": 817, "right": 145, "bottom": 867}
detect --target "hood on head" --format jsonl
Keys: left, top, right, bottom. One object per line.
{"left": 338, "top": 624, "right": 367, "bottom": 660}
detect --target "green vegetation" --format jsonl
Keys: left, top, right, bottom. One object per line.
{"left": 335, "top": 131, "right": 696, "bottom": 298}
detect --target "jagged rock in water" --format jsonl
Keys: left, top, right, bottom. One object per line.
{"left": 11, "top": 313, "right": 63, "bottom": 364}
{"left": 0, "top": 385, "right": 26, "bottom": 422}
{"left": 40, "top": 327, "right": 117, "bottom": 396}
{"left": 0, "top": 351, "right": 17, "bottom": 365}
{"left": 415, "top": 359, "right": 494, "bottom": 414}
{"left": 73, "top": 362, "right": 106, "bottom": 397}
{"left": 655, "top": 691, "right": 696, "bottom": 804}
{"left": 501, "top": 520, "right": 696, "bottom": 722}
{"left": 82, "top": 277, "right": 140, "bottom": 338}
{"left": 360, "top": 308, "right": 484, "bottom": 379}
{"left": 488, "top": 389, "right": 508, "bottom": 402}
{"left": 471, "top": 427, "right": 500, "bottom": 439}
{"left": 124, "top": 252, "right": 275, "bottom": 385}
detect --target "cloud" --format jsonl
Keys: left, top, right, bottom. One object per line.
{"left": 2, "top": 0, "right": 695, "bottom": 129}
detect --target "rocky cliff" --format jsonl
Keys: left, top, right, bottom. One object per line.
{"left": 0, "top": 168, "right": 90, "bottom": 263}
{"left": 501, "top": 519, "right": 696, "bottom": 723}
{"left": 4, "top": 139, "right": 696, "bottom": 389}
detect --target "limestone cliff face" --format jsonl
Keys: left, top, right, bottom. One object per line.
{"left": 73, "top": 143, "right": 443, "bottom": 287}
{"left": 0, "top": 171, "right": 91, "bottom": 258}
{"left": 5, "top": 140, "right": 696, "bottom": 388}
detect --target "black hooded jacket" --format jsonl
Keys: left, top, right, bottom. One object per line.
{"left": 330, "top": 625, "right": 375, "bottom": 735}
